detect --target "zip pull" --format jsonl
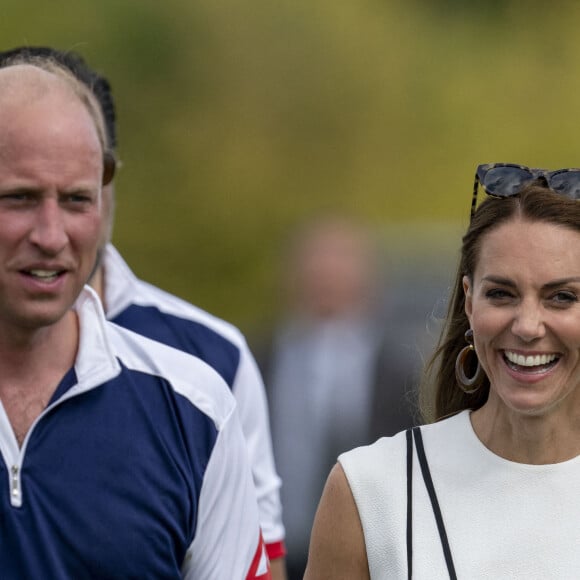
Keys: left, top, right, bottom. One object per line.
{"left": 10, "top": 465, "right": 21, "bottom": 506}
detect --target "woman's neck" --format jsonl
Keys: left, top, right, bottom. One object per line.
{"left": 471, "top": 397, "right": 580, "bottom": 464}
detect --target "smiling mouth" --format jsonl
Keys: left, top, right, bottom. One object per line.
{"left": 24, "top": 269, "right": 64, "bottom": 282}
{"left": 503, "top": 351, "right": 560, "bottom": 373}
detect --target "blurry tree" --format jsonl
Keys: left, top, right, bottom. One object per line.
{"left": 1, "top": 0, "right": 580, "bottom": 329}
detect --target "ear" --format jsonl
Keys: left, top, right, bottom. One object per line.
{"left": 462, "top": 275, "right": 473, "bottom": 324}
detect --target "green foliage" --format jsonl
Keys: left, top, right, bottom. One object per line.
{"left": 1, "top": 0, "right": 579, "bottom": 328}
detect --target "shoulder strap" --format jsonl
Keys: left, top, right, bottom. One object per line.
{"left": 406, "top": 428, "right": 413, "bottom": 580}
{"left": 412, "top": 426, "right": 457, "bottom": 580}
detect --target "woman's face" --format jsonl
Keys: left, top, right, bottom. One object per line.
{"left": 464, "top": 217, "right": 580, "bottom": 418}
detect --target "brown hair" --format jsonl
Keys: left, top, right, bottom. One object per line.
{"left": 419, "top": 182, "right": 580, "bottom": 423}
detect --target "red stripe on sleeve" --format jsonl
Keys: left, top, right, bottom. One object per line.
{"left": 246, "top": 532, "right": 271, "bottom": 580}
{"left": 265, "top": 540, "right": 287, "bottom": 562}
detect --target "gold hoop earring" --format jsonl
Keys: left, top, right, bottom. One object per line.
{"left": 455, "top": 329, "right": 482, "bottom": 394}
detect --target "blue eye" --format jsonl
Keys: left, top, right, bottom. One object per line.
{"left": 2, "top": 192, "right": 33, "bottom": 201}
{"left": 0, "top": 191, "right": 36, "bottom": 206}
{"left": 65, "top": 194, "right": 90, "bottom": 203}
{"left": 60, "top": 192, "right": 96, "bottom": 209}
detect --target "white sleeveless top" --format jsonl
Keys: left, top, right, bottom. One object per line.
{"left": 339, "top": 410, "right": 580, "bottom": 579}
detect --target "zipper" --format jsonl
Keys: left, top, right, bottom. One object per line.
{"left": 10, "top": 464, "right": 21, "bottom": 507}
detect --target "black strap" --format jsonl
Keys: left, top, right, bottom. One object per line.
{"left": 406, "top": 429, "right": 413, "bottom": 580}
{"left": 412, "top": 427, "right": 458, "bottom": 580}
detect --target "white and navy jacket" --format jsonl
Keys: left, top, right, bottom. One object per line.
{"left": 102, "top": 244, "right": 285, "bottom": 559}
{"left": 0, "top": 287, "right": 269, "bottom": 579}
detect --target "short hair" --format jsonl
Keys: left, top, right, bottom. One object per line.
{"left": 419, "top": 183, "right": 580, "bottom": 422}
{"left": 0, "top": 46, "right": 117, "bottom": 150}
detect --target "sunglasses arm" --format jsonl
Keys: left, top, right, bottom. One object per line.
{"left": 470, "top": 173, "right": 479, "bottom": 220}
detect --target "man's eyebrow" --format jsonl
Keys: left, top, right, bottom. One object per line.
{"left": 0, "top": 185, "right": 41, "bottom": 195}
{"left": 0, "top": 184, "right": 98, "bottom": 196}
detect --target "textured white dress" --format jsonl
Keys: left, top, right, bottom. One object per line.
{"left": 340, "top": 410, "right": 580, "bottom": 579}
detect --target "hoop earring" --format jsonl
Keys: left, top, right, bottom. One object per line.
{"left": 455, "top": 329, "right": 483, "bottom": 394}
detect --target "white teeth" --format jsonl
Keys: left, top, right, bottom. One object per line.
{"left": 29, "top": 270, "right": 59, "bottom": 279}
{"left": 505, "top": 351, "right": 557, "bottom": 367}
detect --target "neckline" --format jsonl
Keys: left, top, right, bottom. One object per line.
{"left": 454, "top": 410, "right": 580, "bottom": 470}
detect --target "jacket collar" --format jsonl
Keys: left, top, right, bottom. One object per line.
{"left": 101, "top": 243, "right": 140, "bottom": 320}
{"left": 68, "top": 285, "right": 122, "bottom": 399}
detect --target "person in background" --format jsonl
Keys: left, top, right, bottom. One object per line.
{"left": 0, "top": 45, "right": 287, "bottom": 579}
{"left": 255, "top": 215, "right": 417, "bottom": 580}
{"left": 0, "top": 54, "right": 269, "bottom": 578}
{"left": 305, "top": 167, "right": 580, "bottom": 578}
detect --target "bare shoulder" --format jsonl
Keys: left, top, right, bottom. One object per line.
{"left": 304, "top": 462, "right": 369, "bottom": 580}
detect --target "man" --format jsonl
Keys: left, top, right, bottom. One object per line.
{"left": 0, "top": 46, "right": 287, "bottom": 578}
{"left": 0, "top": 55, "right": 269, "bottom": 578}
{"left": 256, "top": 216, "right": 418, "bottom": 579}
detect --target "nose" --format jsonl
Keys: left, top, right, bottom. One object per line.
{"left": 511, "top": 299, "right": 546, "bottom": 343}
{"left": 28, "top": 199, "right": 68, "bottom": 255}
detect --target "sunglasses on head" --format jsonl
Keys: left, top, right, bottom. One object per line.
{"left": 471, "top": 163, "right": 580, "bottom": 220}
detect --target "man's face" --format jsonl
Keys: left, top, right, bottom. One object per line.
{"left": 0, "top": 87, "right": 103, "bottom": 334}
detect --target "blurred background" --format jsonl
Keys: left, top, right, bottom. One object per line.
{"left": 2, "top": 0, "right": 579, "bottom": 342}
{"left": 6, "top": 2, "right": 580, "bottom": 575}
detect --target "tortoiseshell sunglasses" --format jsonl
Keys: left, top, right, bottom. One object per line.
{"left": 471, "top": 163, "right": 580, "bottom": 220}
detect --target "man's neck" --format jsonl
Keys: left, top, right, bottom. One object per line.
{"left": 89, "top": 264, "right": 105, "bottom": 306}
{"left": 0, "top": 311, "right": 79, "bottom": 446}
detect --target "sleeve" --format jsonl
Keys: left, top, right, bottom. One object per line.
{"left": 182, "top": 405, "right": 272, "bottom": 580}
{"left": 231, "top": 337, "right": 286, "bottom": 557}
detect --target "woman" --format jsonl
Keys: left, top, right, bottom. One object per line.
{"left": 304, "top": 175, "right": 580, "bottom": 579}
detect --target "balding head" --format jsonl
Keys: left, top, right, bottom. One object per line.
{"left": 0, "top": 59, "right": 111, "bottom": 181}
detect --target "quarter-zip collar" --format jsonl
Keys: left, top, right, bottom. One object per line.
{"left": 0, "top": 285, "right": 122, "bottom": 507}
